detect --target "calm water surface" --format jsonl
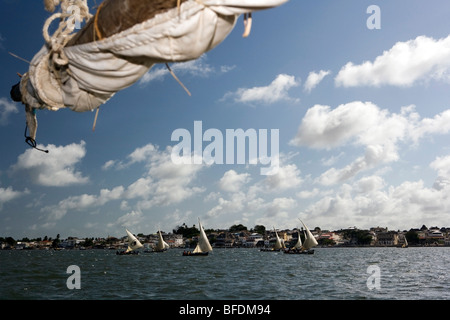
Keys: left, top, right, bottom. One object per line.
{"left": 0, "top": 247, "right": 448, "bottom": 300}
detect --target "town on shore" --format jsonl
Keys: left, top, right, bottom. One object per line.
{"left": 1, "top": 223, "right": 449, "bottom": 251}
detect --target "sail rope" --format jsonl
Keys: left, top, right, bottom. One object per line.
{"left": 93, "top": 1, "right": 105, "bottom": 41}
{"left": 24, "top": 124, "right": 49, "bottom": 153}
{"left": 43, "top": 0, "right": 92, "bottom": 67}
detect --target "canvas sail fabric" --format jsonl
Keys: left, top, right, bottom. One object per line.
{"left": 125, "top": 229, "right": 143, "bottom": 252}
{"left": 156, "top": 230, "right": 170, "bottom": 250}
{"left": 293, "top": 230, "right": 302, "bottom": 249}
{"left": 273, "top": 228, "right": 285, "bottom": 250}
{"left": 193, "top": 219, "right": 212, "bottom": 253}
{"left": 18, "top": 0, "right": 288, "bottom": 139}
{"left": 301, "top": 221, "right": 318, "bottom": 251}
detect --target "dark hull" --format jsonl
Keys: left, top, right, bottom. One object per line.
{"left": 284, "top": 249, "right": 315, "bottom": 254}
{"left": 260, "top": 248, "right": 282, "bottom": 252}
{"left": 116, "top": 250, "right": 139, "bottom": 255}
{"left": 182, "top": 251, "right": 209, "bottom": 256}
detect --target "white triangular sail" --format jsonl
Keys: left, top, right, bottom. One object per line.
{"left": 156, "top": 229, "right": 170, "bottom": 251}
{"left": 273, "top": 227, "right": 285, "bottom": 250}
{"left": 125, "top": 229, "right": 143, "bottom": 252}
{"left": 193, "top": 218, "right": 213, "bottom": 253}
{"left": 293, "top": 230, "right": 302, "bottom": 249}
{"left": 300, "top": 220, "right": 318, "bottom": 251}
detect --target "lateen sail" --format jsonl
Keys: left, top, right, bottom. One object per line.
{"left": 125, "top": 228, "right": 143, "bottom": 252}
{"left": 300, "top": 220, "right": 318, "bottom": 251}
{"left": 273, "top": 227, "right": 285, "bottom": 250}
{"left": 156, "top": 229, "right": 170, "bottom": 251}
{"left": 293, "top": 230, "right": 302, "bottom": 249}
{"left": 12, "top": 0, "right": 289, "bottom": 148}
{"left": 193, "top": 218, "right": 212, "bottom": 254}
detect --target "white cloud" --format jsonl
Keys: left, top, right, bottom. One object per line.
{"left": 41, "top": 143, "right": 205, "bottom": 223}
{"left": 0, "top": 98, "right": 19, "bottom": 125}
{"left": 430, "top": 155, "right": 450, "bottom": 177}
{"left": 12, "top": 141, "right": 89, "bottom": 186}
{"left": 222, "top": 74, "right": 300, "bottom": 104}
{"left": 290, "top": 101, "right": 396, "bottom": 149}
{"left": 335, "top": 35, "right": 450, "bottom": 87}
{"left": 104, "top": 144, "right": 205, "bottom": 207}
{"left": 262, "top": 163, "right": 303, "bottom": 191}
{"left": 107, "top": 210, "right": 144, "bottom": 229}
{"left": 301, "top": 173, "right": 450, "bottom": 231}
{"left": 291, "top": 102, "right": 450, "bottom": 185}
{"left": 0, "top": 186, "right": 29, "bottom": 210}
{"left": 218, "top": 170, "right": 250, "bottom": 193}
{"left": 139, "top": 54, "right": 234, "bottom": 85}
{"left": 304, "top": 70, "right": 330, "bottom": 93}
{"left": 42, "top": 186, "right": 125, "bottom": 220}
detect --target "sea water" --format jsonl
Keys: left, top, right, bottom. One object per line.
{"left": 0, "top": 247, "right": 448, "bottom": 300}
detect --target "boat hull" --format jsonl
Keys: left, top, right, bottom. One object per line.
{"left": 284, "top": 249, "right": 315, "bottom": 254}
{"left": 260, "top": 248, "right": 282, "bottom": 252}
{"left": 116, "top": 250, "right": 139, "bottom": 255}
{"left": 183, "top": 251, "right": 209, "bottom": 256}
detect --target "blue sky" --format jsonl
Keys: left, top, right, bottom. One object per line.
{"left": 1, "top": 0, "right": 450, "bottom": 239}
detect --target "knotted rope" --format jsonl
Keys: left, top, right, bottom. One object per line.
{"left": 43, "top": 0, "right": 92, "bottom": 67}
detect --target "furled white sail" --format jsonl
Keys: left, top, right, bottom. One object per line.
{"left": 17, "top": 0, "right": 289, "bottom": 143}
{"left": 300, "top": 220, "right": 318, "bottom": 251}
{"left": 125, "top": 228, "right": 143, "bottom": 252}
{"left": 193, "top": 218, "right": 212, "bottom": 253}
{"left": 156, "top": 229, "right": 170, "bottom": 251}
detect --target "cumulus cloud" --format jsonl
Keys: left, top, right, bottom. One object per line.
{"left": 0, "top": 186, "right": 29, "bottom": 210}
{"left": 41, "top": 186, "right": 124, "bottom": 221}
{"left": 291, "top": 102, "right": 450, "bottom": 185}
{"left": 0, "top": 98, "right": 19, "bottom": 125}
{"left": 45, "top": 143, "right": 205, "bottom": 222}
{"left": 221, "top": 74, "right": 300, "bottom": 104}
{"left": 107, "top": 210, "right": 144, "bottom": 229}
{"left": 12, "top": 141, "right": 89, "bottom": 186}
{"left": 300, "top": 173, "right": 450, "bottom": 231}
{"left": 218, "top": 170, "right": 250, "bottom": 193}
{"left": 335, "top": 35, "right": 450, "bottom": 87}
{"left": 304, "top": 70, "right": 330, "bottom": 93}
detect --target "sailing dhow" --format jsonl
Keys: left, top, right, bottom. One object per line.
{"left": 261, "top": 227, "right": 285, "bottom": 251}
{"left": 285, "top": 220, "right": 318, "bottom": 254}
{"left": 117, "top": 228, "right": 143, "bottom": 255}
{"left": 155, "top": 229, "right": 170, "bottom": 252}
{"left": 183, "top": 218, "right": 212, "bottom": 256}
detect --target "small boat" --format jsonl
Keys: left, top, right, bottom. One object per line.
{"left": 183, "top": 218, "right": 212, "bottom": 256}
{"left": 260, "top": 227, "right": 285, "bottom": 252}
{"left": 284, "top": 220, "right": 318, "bottom": 254}
{"left": 398, "top": 235, "right": 409, "bottom": 248}
{"left": 146, "top": 229, "right": 170, "bottom": 252}
{"left": 116, "top": 228, "right": 143, "bottom": 255}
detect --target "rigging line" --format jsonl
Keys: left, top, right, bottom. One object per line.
{"left": 24, "top": 125, "right": 49, "bottom": 153}
{"left": 8, "top": 52, "right": 31, "bottom": 64}
{"left": 92, "top": 107, "right": 100, "bottom": 131}
{"left": 165, "top": 63, "right": 191, "bottom": 96}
